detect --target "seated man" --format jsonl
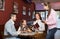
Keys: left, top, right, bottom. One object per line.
{"left": 4, "top": 13, "right": 20, "bottom": 39}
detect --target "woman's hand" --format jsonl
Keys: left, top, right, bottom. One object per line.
{"left": 27, "top": 28, "right": 32, "bottom": 33}
{"left": 42, "top": 20, "right": 47, "bottom": 24}
{"left": 33, "top": 20, "right": 37, "bottom": 25}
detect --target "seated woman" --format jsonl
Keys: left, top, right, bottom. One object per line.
{"left": 18, "top": 19, "right": 32, "bottom": 33}
{"left": 33, "top": 13, "right": 45, "bottom": 32}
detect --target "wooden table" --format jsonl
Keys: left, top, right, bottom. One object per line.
{"left": 19, "top": 32, "right": 46, "bottom": 39}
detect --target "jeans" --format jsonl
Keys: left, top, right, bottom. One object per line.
{"left": 46, "top": 28, "right": 57, "bottom": 39}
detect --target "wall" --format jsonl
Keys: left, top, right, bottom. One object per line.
{"left": 0, "top": 0, "right": 13, "bottom": 25}
{"left": 0, "top": 0, "right": 35, "bottom": 31}
{"left": 0, "top": 0, "right": 34, "bottom": 25}
{"left": 0, "top": 0, "right": 13, "bottom": 39}
{"left": 0, "top": 0, "right": 34, "bottom": 39}
{"left": 14, "top": 0, "right": 35, "bottom": 27}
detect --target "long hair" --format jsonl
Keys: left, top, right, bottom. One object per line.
{"left": 34, "top": 13, "right": 42, "bottom": 21}
{"left": 43, "top": 2, "right": 51, "bottom": 18}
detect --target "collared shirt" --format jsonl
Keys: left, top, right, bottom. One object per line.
{"left": 46, "top": 9, "right": 57, "bottom": 29}
{"left": 10, "top": 19, "right": 15, "bottom": 24}
{"left": 4, "top": 19, "right": 20, "bottom": 39}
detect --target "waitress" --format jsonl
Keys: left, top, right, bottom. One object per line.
{"left": 42, "top": 2, "right": 57, "bottom": 39}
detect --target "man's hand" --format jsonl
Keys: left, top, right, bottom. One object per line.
{"left": 17, "top": 31, "right": 21, "bottom": 35}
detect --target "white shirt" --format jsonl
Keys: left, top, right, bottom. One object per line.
{"left": 33, "top": 19, "right": 45, "bottom": 31}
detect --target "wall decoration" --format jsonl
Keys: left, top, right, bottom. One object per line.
{"left": 22, "top": 6, "right": 26, "bottom": 15}
{"left": 0, "top": 0, "right": 5, "bottom": 11}
{"left": 28, "top": 8, "right": 31, "bottom": 16}
{"left": 13, "top": 2, "right": 18, "bottom": 13}
{"left": 32, "top": 11, "right": 35, "bottom": 19}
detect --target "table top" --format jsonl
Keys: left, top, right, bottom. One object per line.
{"left": 19, "top": 32, "right": 46, "bottom": 39}
{"left": 20, "top": 32, "right": 36, "bottom": 36}
{"left": 19, "top": 31, "right": 44, "bottom": 36}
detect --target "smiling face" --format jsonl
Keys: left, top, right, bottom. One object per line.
{"left": 35, "top": 14, "right": 40, "bottom": 20}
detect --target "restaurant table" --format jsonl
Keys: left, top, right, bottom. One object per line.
{"left": 19, "top": 32, "right": 46, "bottom": 39}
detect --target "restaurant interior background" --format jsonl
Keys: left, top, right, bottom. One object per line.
{"left": 0, "top": 0, "right": 60, "bottom": 39}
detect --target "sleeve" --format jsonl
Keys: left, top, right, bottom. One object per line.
{"left": 39, "top": 23, "right": 45, "bottom": 31}
{"left": 46, "top": 10, "right": 57, "bottom": 25}
{"left": 5, "top": 24, "right": 19, "bottom": 36}
{"left": 18, "top": 26, "right": 21, "bottom": 31}
{"left": 46, "top": 18, "right": 56, "bottom": 25}
{"left": 46, "top": 17, "right": 56, "bottom": 25}
{"left": 33, "top": 21, "right": 37, "bottom": 25}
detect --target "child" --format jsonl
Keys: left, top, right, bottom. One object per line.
{"left": 18, "top": 19, "right": 32, "bottom": 33}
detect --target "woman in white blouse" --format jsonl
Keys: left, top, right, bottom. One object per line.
{"left": 33, "top": 13, "right": 45, "bottom": 32}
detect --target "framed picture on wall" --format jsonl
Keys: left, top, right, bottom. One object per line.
{"left": 28, "top": 8, "right": 31, "bottom": 16}
{"left": 22, "top": 6, "right": 26, "bottom": 15}
{"left": 32, "top": 11, "right": 35, "bottom": 19}
{"left": 0, "top": 0, "right": 5, "bottom": 11}
{"left": 13, "top": 2, "right": 18, "bottom": 13}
